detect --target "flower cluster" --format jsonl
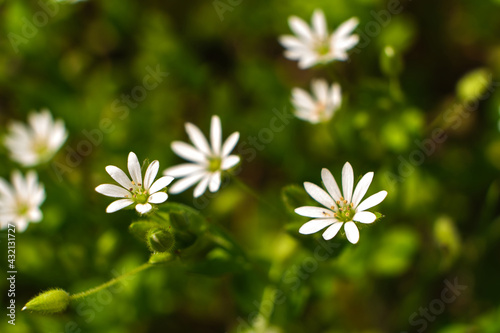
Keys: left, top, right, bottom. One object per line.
{"left": 280, "top": 9, "right": 359, "bottom": 124}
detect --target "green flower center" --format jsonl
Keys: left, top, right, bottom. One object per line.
{"left": 129, "top": 182, "right": 149, "bottom": 204}
{"left": 315, "top": 41, "right": 330, "bottom": 56}
{"left": 333, "top": 198, "right": 356, "bottom": 222}
{"left": 208, "top": 157, "right": 221, "bottom": 172}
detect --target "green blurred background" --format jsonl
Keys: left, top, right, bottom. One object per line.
{"left": 1, "top": 0, "right": 500, "bottom": 332}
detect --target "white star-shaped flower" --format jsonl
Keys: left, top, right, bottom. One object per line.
{"left": 95, "top": 152, "right": 174, "bottom": 214}
{"left": 279, "top": 9, "right": 359, "bottom": 69}
{"left": 292, "top": 79, "right": 341, "bottom": 124}
{"left": 0, "top": 171, "right": 45, "bottom": 232}
{"left": 164, "top": 115, "right": 240, "bottom": 198}
{"left": 4, "top": 109, "right": 68, "bottom": 167}
{"left": 295, "top": 162, "right": 387, "bottom": 244}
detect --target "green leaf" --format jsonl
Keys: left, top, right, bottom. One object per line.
{"left": 149, "top": 252, "right": 175, "bottom": 265}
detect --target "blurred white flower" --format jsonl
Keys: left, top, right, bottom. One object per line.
{"left": 0, "top": 171, "right": 45, "bottom": 232}
{"left": 292, "top": 79, "right": 341, "bottom": 124}
{"left": 4, "top": 109, "right": 68, "bottom": 167}
{"left": 95, "top": 152, "right": 174, "bottom": 214}
{"left": 295, "top": 162, "right": 387, "bottom": 244}
{"left": 279, "top": 9, "right": 359, "bottom": 69}
{"left": 164, "top": 115, "right": 240, "bottom": 198}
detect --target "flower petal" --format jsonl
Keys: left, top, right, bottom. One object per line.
{"left": 148, "top": 192, "right": 168, "bottom": 204}
{"left": 143, "top": 160, "right": 159, "bottom": 190}
{"left": 209, "top": 171, "right": 221, "bottom": 193}
{"left": 352, "top": 172, "right": 374, "bottom": 208}
{"left": 171, "top": 141, "right": 207, "bottom": 164}
{"left": 128, "top": 152, "right": 143, "bottom": 187}
{"left": 168, "top": 172, "right": 206, "bottom": 194}
{"left": 194, "top": 175, "right": 210, "bottom": 198}
{"left": 304, "top": 182, "right": 335, "bottom": 208}
{"left": 299, "top": 218, "right": 336, "bottom": 234}
{"left": 95, "top": 184, "right": 131, "bottom": 198}
{"left": 356, "top": 191, "right": 388, "bottom": 212}
{"left": 334, "top": 17, "right": 359, "bottom": 39}
{"left": 312, "top": 9, "right": 327, "bottom": 40}
{"left": 221, "top": 155, "right": 240, "bottom": 170}
{"left": 185, "top": 122, "right": 211, "bottom": 155}
{"left": 288, "top": 16, "right": 314, "bottom": 42}
{"left": 105, "top": 165, "right": 133, "bottom": 190}
{"left": 211, "top": 115, "right": 222, "bottom": 155}
{"left": 163, "top": 163, "right": 205, "bottom": 178}
{"left": 311, "top": 78, "right": 329, "bottom": 104}
{"left": 106, "top": 199, "right": 134, "bottom": 213}
{"left": 322, "top": 221, "right": 344, "bottom": 240}
{"left": 135, "top": 203, "right": 152, "bottom": 214}
{"left": 149, "top": 176, "right": 174, "bottom": 194}
{"left": 321, "top": 168, "right": 342, "bottom": 202}
{"left": 342, "top": 162, "right": 354, "bottom": 202}
{"left": 221, "top": 132, "right": 240, "bottom": 157}
{"left": 344, "top": 221, "right": 360, "bottom": 244}
{"left": 294, "top": 206, "right": 335, "bottom": 218}
{"left": 353, "top": 211, "right": 376, "bottom": 224}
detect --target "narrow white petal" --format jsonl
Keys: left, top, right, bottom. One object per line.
{"left": 344, "top": 221, "right": 360, "bottom": 244}
{"left": 294, "top": 206, "right": 335, "bottom": 218}
{"left": 95, "top": 184, "right": 131, "bottom": 198}
{"left": 334, "top": 17, "right": 359, "bottom": 39}
{"left": 312, "top": 9, "right": 327, "bottom": 40}
{"left": 321, "top": 168, "right": 342, "bottom": 202}
{"left": 209, "top": 171, "right": 221, "bottom": 192}
{"left": 148, "top": 192, "right": 168, "bottom": 204}
{"left": 163, "top": 163, "right": 205, "bottom": 177}
{"left": 304, "top": 182, "right": 335, "bottom": 208}
{"left": 353, "top": 211, "right": 376, "bottom": 224}
{"left": 342, "top": 162, "right": 354, "bottom": 202}
{"left": 143, "top": 160, "right": 159, "bottom": 190}
{"left": 352, "top": 172, "right": 374, "bottom": 208}
{"left": 330, "top": 83, "right": 342, "bottom": 109}
{"left": 185, "top": 122, "right": 211, "bottom": 155}
{"left": 135, "top": 203, "right": 152, "bottom": 214}
{"left": 106, "top": 199, "right": 134, "bottom": 213}
{"left": 194, "top": 175, "right": 210, "bottom": 198}
{"left": 221, "top": 132, "right": 240, "bottom": 157}
{"left": 168, "top": 172, "right": 206, "bottom": 194}
{"left": 311, "top": 79, "right": 329, "bottom": 104}
{"left": 322, "top": 222, "right": 344, "bottom": 240}
{"left": 211, "top": 115, "right": 222, "bottom": 155}
{"left": 288, "top": 16, "right": 314, "bottom": 42}
{"left": 298, "top": 54, "right": 320, "bottom": 69}
{"left": 299, "top": 218, "right": 336, "bottom": 234}
{"left": 128, "top": 152, "right": 143, "bottom": 186}
{"left": 292, "top": 88, "right": 316, "bottom": 110}
{"left": 171, "top": 141, "right": 207, "bottom": 164}
{"left": 279, "top": 35, "right": 306, "bottom": 49}
{"left": 221, "top": 155, "right": 240, "bottom": 170}
{"left": 356, "top": 191, "right": 388, "bottom": 212}
{"left": 149, "top": 176, "right": 174, "bottom": 194}
{"left": 334, "top": 34, "right": 359, "bottom": 51}
{"left": 105, "top": 166, "right": 133, "bottom": 190}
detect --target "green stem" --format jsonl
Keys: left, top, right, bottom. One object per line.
{"left": 70, "top": 262, "right": 152, "bottom": 301}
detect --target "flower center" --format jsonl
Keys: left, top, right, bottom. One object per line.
{"left": 16, "top": 202, "right": 30, "bottom": 217}
{"left": 315, "top": 40, "right": 330, "bottom": 56}
{"left": 129, "top": 182, "right": 149, "bottom": 204}
{"left": 333, "top": 198, "right": 356, "bottom": 222}
{"left": 208, "top": 157, "right": 221, "bottom": 172}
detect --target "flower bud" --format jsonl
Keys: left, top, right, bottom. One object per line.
{"left": 147, "top": 228, "right": 175, "bottom": 253}
{"left": 22, "top": 289, "right": 70, "bottom": 314}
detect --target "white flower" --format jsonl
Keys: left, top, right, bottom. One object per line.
{"left": 279, "top": 9, "right": 359, "bottom": 69}
{"left": 295, "top": 162, "right": 387, "bottom": 244}
{"left": 4, "top": 109, "right": 68, "bottom": 167}
{"left": 95, "top": 152, "right": 174, "bottom": 214}
{"left": 164, "top": 115, "right": 240, "bottom": 198}
{"left": 292, "top": 79, "right": 341, "bottom": 124}
{"left": 0, "top": 171, "right": 45, "bottom": 232}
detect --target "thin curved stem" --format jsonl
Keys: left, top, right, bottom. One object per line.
{"left": 70, "top": 262, "right": 152, "bottom": 301}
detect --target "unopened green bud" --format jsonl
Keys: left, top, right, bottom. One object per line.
{"left": 147, "top": 228, "right": 175, "bottom": 253}
{"left": 22, "top": 289, "right": 70, "bottom": 314}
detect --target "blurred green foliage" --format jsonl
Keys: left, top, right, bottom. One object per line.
{"left": 1, "top": 0, "right": 500, "bottom": 332}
